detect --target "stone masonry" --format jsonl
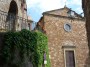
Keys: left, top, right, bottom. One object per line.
{"left": 0, "top": 0, "right": 27, "bottom": 17}
{"left": 0, "top": 0, "right": 28, "bottom": 31}
{"left": 37, "top": 7, "right": 90, "bottom": 67}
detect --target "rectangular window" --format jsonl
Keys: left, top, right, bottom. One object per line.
{"left": 28, "top": 23, "right": 30, "bottom": 30}
{"left": 65, "top": 51, "right": 75, "bottom": 67}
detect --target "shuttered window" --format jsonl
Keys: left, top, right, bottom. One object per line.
{"left": 65, "top": 51, "right": 75, "bottom": 67}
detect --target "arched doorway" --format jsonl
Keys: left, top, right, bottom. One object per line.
{"left": 8, "top": 0, "right": 18, "bottom": 15}
{"left": 6, "top": 0, "right": 18, "bottom": 31}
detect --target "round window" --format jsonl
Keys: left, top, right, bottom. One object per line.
{"left": 64, "top": 23, "right": 72, "bottom": 32}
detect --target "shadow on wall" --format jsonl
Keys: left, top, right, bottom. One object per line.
{"left": 85, "top": 19, "right": 90, "bottom": 67}
{"left": 82, "top": 0, "right": 90, "bottom": 66}
{"left": 0, "top": 33, "right": 5, "bottom": 67}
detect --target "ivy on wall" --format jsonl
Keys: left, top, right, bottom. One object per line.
{"left": 1, "top": 29, "right": 50, "bottom": 67}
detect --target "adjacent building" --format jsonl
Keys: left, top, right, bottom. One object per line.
{"left": 36, "top": 6, "right": 90, "bottom": 67}
{"left": 0, "top": 0, "right": 33, "bottom": 32}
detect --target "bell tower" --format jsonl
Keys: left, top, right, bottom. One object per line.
{"left": 0, "top": 0, "right": 28, "bottom": 31}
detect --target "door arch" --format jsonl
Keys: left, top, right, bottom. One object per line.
{"left": 7, "top": 0, "right": 18, "bottom": 31}
{"left": 8, "top": 0, "right": 18, "bottom": 15}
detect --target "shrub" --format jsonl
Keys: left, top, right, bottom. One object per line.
{"left": 1, "top": 29, "right": 50, "bottom": 67}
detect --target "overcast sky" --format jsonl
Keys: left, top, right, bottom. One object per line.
{"left": 26, "top": 0, "right": 83, "bottom": 22}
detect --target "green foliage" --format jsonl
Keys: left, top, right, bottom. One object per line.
{"left": 1, "top": 29, "right": 50, "bottom": 67}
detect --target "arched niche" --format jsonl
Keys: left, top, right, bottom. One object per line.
{"left": 8, "top": 0, "right": 18, "bottom": 15}
{"left": 6, "top": 0, "right": 18, "bottom": 31}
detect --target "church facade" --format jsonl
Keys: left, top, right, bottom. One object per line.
{"left": 36, "top": 7, "right": 90, "bottom": 67}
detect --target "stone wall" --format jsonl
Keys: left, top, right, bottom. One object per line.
{"left": 0, "top": 0, "right": 28, "bottom": 31}
{"left": 0, "top": 0, "right": 27, "bottom": 17}
{"left": 44, "top": 14, "right": 89, "bottom": 67}
{"left": 0, "top": 0, "right": 21, "bottom": 16}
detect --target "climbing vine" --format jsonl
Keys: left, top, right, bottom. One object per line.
{"left": 1, "top": 29, "right": 50, "bottom": 67}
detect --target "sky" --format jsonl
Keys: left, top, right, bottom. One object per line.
{"left": 26, "top": 0, "right": 83, "bottom": 22}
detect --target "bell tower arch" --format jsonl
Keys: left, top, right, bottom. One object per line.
{"left": 8, "top": 0, "right": 18, "bottom": 15}
{"left": 6, "top": 0, "right": 18, "bottom": 31}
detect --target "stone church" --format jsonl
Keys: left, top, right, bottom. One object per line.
{"left": 0, "top": 0, "right": 90, "bottom": 67}
{"left": 0, "top": 0, "right": 32, "bottom": 32}
{"left": 36, "top": 6, "right": 90, "bottom": 67}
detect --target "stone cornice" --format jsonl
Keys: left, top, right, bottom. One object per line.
{"left": 43, "top": 13, "right": 85, "bottom": 22}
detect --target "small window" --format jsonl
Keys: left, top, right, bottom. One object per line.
{"left": 64, "top": 23, "right": 72, "bottom": 32}
{"left": 71, "top": 11, "right": 74, "bottom": 17}
{"left": 65, "top": 51, "right": 75, "bottom": 67}
{"left": 28, "top": 23, "right": 30, "bottom": 30}
{"left": 67, "top": 10, "right": 75, "bottom": 18}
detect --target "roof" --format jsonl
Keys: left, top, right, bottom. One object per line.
{"left": 43, "top": 6, "right": 83, "bottom": 19}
